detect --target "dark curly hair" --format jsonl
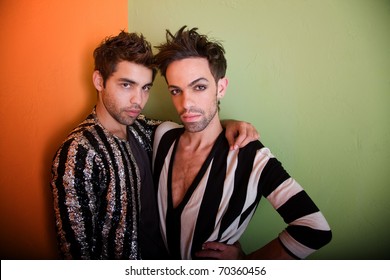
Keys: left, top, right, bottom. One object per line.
{"left": 93, "top": 30, "right": 156, "bottom": 87}
{"left": 154, "top": 26, "right": 227, "bottom": 83}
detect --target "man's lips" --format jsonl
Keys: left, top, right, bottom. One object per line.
{"left": 124, "top": 109, "right": 141, "bottom": 117}
{"left": 181, "top": 113, "right": 201, "bottom": 122}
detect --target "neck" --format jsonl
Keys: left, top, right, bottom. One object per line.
{"left": 95, "top": 103, "right": 127, "bottom": 140}
{"left": 181, "top": 115, "right": 222, "bottom": 152}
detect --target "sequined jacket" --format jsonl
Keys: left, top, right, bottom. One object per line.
{"left": 51, "top": 109, "right": 162, "bottom": 259}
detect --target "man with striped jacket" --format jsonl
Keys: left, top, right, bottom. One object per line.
{"left": 153, "top": 26, "right": 332, "bottom": 259}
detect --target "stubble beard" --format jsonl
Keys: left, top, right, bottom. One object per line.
{"left": 104, "top": 99, "right": 139, "bottom": 126}
{"left": 113, "top": 110, "right": 137, "bottom": 126}
{"left": 183, "top": 105, "right": 218, "bottom": 133}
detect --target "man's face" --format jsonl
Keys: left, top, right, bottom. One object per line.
{"left": 165, "top": 57, "right": 224, "bottom": 133}
{"left": 99, "top": 61, "right": 153, "bottom": 126}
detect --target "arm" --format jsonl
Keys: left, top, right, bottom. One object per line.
{"left": 221, "top": 119, "right": 260, "bottom": 150}
{"left": 51, "top": 140, "right": 101, "bottom": 259}
{"left": 136, "top": 114, "right": 260, "bottom": 151}
{"left": 245, "top": 238, "right": 296, "bottom": 259}
{"left": 196, "top": 160, "right": 332, "bottom": 260}
{"left": 196, "top": 191, "right": 332, "bottom": 259}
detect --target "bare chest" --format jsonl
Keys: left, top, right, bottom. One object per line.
{"left": 171, "top": 150, "right": 209, "bottom": 208}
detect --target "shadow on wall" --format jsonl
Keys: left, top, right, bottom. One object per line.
{"left": 40, "top": 45, "right": 98, "bottom": 260}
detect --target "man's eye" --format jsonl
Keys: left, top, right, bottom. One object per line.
{"left": 170, "top": 89, "right": 180, "bottom": 96}
{"left": 143, "top": 85, "right": 152, "bottom": 92}
{"left": 195, "top": 85, "right": 207, "bottom": 91}
{"left": 122, "top": 83, "right": 131, "bottom": 88}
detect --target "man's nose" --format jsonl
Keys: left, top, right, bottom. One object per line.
{"left": 130, "top": 90, "right": 142, "bottom": 104}
{"left": 180, "top": 91, "right": 193, "bottom": 109}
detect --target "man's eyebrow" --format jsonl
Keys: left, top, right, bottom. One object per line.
{"left": 168, "top": 77, "right": 209, "bottom": 89}
{"left": 118, "top": 78, "right": 136, "bottom": 84}
{"left": 189, "top": 77, "right": 209, "bottom": 87}
{"left": 168, "top": 84, "right": 179, "bottom": 90}
{"left": 118, "top": 78, "right": 153, "bottom": 87}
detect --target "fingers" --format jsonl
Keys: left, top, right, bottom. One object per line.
{"left": 194, "top": 242, "right": 226, "bottom": 260}
{"left": 195, "top": 242, "right": 245, "bottom": 260}
{"left": 223, "top": 120, "right": 260, "bottom": 151}
{"left": 224, "top": 129, "right": 238, "bottom": 151}
{"left": 202, "top": 241, "right": 228, "bottom": 251}
{"left": 195, "top": 249, "right": 224, "bottom": 259}
{"left": 231, "top": 123, "right": 259, "bottom": 150}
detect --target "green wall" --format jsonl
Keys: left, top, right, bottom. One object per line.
{"left": 129, "top": 0, "right": 390, "bottom": 259}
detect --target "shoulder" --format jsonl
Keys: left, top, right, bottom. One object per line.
{"left": 54, "top": 117, "right": 101, "bottom": 157}
{"left": 132, "top": 115, "right": 163, "bottom": 136}
{"left": 135, "top": 114, "right": 163, "bottom": 127}
{"left": 237, "top": 139, "right": 273, "bottom": 157}
{"left": 233, "top": 140, "right": 283, "bottom": 174}
{"left": 154, "top": 121, "right": 183, "bottom": 142}
{"left": 152, "top": 122, "right": 183, "bottom": 163}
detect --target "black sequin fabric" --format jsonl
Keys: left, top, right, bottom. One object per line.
{"left": 50, "top": 109, "right": 161, "bottom": 259}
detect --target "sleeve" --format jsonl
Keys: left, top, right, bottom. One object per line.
{"left": 50, "top": 139, "right": 103, "bottom": 259}
{"left": 261, "top": 154, "right": 332, "bottom": 259}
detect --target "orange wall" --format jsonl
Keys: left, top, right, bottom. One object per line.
{"left": 0, "top": 0, "right": 128, "bottom": 259}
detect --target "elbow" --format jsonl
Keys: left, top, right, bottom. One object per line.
{"left": 320, "top": 229, "right": 332, "bottom": 247}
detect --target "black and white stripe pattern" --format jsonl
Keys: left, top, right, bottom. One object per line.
{"left": 153, "top": 121, "right": 332, "bottom": 259}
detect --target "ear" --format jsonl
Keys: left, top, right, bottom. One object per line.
{"left": 217, "top": 77, "right": 228, "bottom": 99}
{"left": 92, "top": 70, "right": 104, "bottom": 91}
